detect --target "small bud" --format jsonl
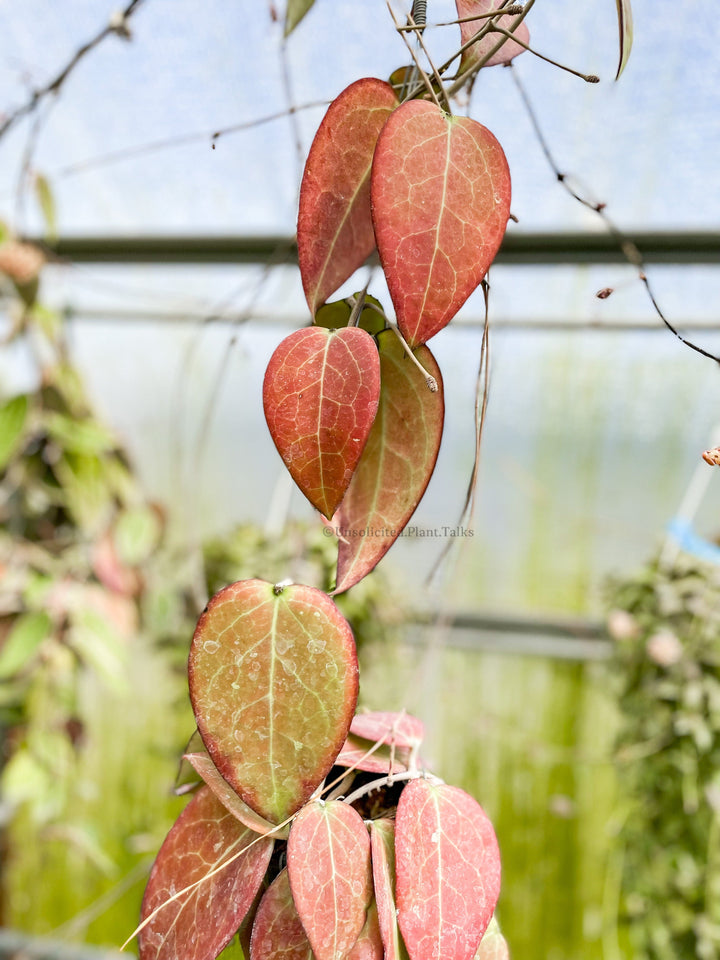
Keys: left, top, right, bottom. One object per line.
{"left": 596, "top": 287, "right": 613, "bottom": 300}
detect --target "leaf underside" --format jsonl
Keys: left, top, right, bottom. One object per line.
{"left": 298, "top": 77, "right": 399, "bottom": 315}
{"left": 189, "top": 579, "right": 358, "bottom": 824}
{"left": 183, "top": 751, "right": 281, "bottom": 837}
{"left": 615, "top": 0, "right": 634, "bottom": 79}
{"left": 474, "top": 917, "right": 510, "bottom": 960}
{"left": 139, "top": 787, "right": 273, "bottom": 960}
{"left": 371, "top": 100, "right": 511, "bottom": 347}
{"left": 336, "top": 734, "right": 410, "bottom": 775}
{"left": 287, "top": 800, "right": 373, "bottom": 960}
{"left": 395, "top": 779, "right": 501, "bottom": 960}
{"left": 351, "top": 711, "right": 425, "bottom": 750}
{"left": 370, "top": 819, "right": 409, "bottom": 960}
{"left": 263, "top": 326, "right": 381, "bottom": 519}
{"left": 456, "top": 1, "right": 530, "bottom": 70}
{"left": 250, "top": 869, "right": 314, "bottom": 960}
{"left": 334, "top": 331, "right": 444, "bottom": 594}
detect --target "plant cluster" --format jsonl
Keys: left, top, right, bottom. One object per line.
{"left": 608, "top": 555, "right": 720, "bottom": 960}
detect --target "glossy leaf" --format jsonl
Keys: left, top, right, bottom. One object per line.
{"left": 139, "top": 786, "right": 274, "bottom": 960}
{"left": 287, "top": 800, "right": 372, "bottom": 960}
{"left": 250, "top": 869, "right": 314, "bottom": 960}
{"left": 456, "top": 1, "right": 530, "bottom": 71}
{"left": 370, "top": 819, "right": 409, "bottom": 960}
{"left": 333, "top": 331, "right": 444, "bottom": 594}
{"left": 371, "top": 100, "right": 511, "bottom": 346}
{"left": 351, "top": 711, "right": 425, "bottom": 750}
{"left": 615, "top": 0, "right": 634, "bottom": 79}
{"left": 285, "top": 0, "right": 315, "bottom": 36}
{"left": 298, "top": 78, "right": 398, "bottom": 315}
{"left": 184, "top": 751, "right": 282, "bottom": 837}
{"left": 0, "top": 394, "right": 28, "bottom": 470}
{"left": 395, "top": 779, "right": 501, "bottom": 960}
{"left": 474, "top": 917, "right": 509, "bottom": 960}
{"left": 189, "top": 579, "right": 358, "bottom": 824}
{"left": 263, "top": 327, "right": 381, "bottom": 519}
{"left": 348, "top": 901, "right": 384, "bottom": 960}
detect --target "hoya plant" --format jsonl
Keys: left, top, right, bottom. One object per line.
{"left": 134, "top": 3, "right": 632, "bottom": 958}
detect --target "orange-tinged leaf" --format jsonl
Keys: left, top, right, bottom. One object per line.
{"left": 395, "top": 779, "right": 501, "bottom": 960}
{"left": 183, "top": 751, "right": 282, "bottom": 837}
{"left": 250, "top": 869, "right": 314, "bottom": 960}
{"left": 298, "top": 77, "right": 399, "bottom": 315}
{"left": 287, "top": 800, "right": 373, "bottom": 960}
{"left": 370, "top": 819, "right": 409, "bottom": 960}
{"left": 189, "top": 580, "right": 358, "bottom": 824}
{"left": 615, "top": 0, "right": 633, "bottom": 80}
{"left": 371, "top": 100, "right": 511, "bottom": 346}
{"left": 333, "top": 331, "right": 444, "bottom": 594}
{"left": 263, "top": 327, "right": 381, "bottom": 519}
{"left": 139, "top": 787, "right": 273, "bottom": 960}
{"left": 456, "top": 1, "right": 530, "bottom": 71}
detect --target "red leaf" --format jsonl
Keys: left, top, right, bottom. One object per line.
{"left": 348, "top": 900, "right": 384, "bottom": 960}
{"left": 139, "top": 787, "right": 273, "bottom": 960}
{"left": 336, "top": 733, "right": 410, "bottom": 775}
{"left": 370, "top": 819, "right": 409, "bottom": 960}
{"left": 456, "top": 1, "right": 530, "bottom": 70}
{"left": 249, "top": 869, "right": 314, "bottom": 960}
{"left": 263, "top": 326, "right": 381, "bottom": 519}
{"left": 333, "top": 331, "right": 444, "bottom": 593}
{"left": 371, "top": 100, "right": 511, "bottom": 346}
{"left": 287, "top": 800, "right": 373, "bottom": 960}
{"left": 395, "top": 779, "right": 501, "bottom": 960}
{"left": 298, "top": 78, "right": 399, "bottom": 315}
{"left": 189, "top": 580, "right": 358, "bottom": 824}
{"left": 183, "top": 751, "right": 282, "bottom": 837}
{"left": 351, "top": 711, "right": 425, "bottom": 750}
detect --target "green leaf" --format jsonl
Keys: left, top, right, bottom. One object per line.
{"left": 0, "top": 394, "right": 28, "bottom": 470}
{"left": 34, "top": 173, "right": 58, "bottom": 242}
{"left": 615, "top": 0, "right": 633, "bottom": 80}
{"left": 284, "top": 0, "right": 315, "bottom": 36}
{"left": 314, "top": 293, "right": 387, "bottom": 335}
{"left": 0, "top": 611, "right": 51, "bottom": 679}
{"left": 44, "top": 411, "right": 116, "bottom": 455}
{"left": 114, "top": 505, "right": 162, "bottom": 566}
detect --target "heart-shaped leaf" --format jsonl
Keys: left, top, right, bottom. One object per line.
{"left": 371, "top": 100, "right": 511, "bottom": 346}
{"left": 395, "top": 779, "right": 501, "bottom": 960}
{"left": 139, "top": 786, "right": 274, "bottom": 960}
{"left": 184, "top": 751, "right": 283, "bottom": 837}
{"left": 333, "top": 330, "right": 444, "bottom": 594}
{"left": 456, "top": 1, "right": 530, "bottom": 71}
{"left": 348, "top": 900, "right": 384, "bottom": 960}
{"left": 370, "top": 819, "right": 409, "bottom": 960}
{"left": 615, "top": 0, "right": 633, "bottom": 79}
{"left": 298, "top": 78, "right": 398, "bottom": 315}
{"left": 249, "top": 869, "right": 314, "bottom": 960}
{"left": 189, "top": 579, "right": 359, "bottom": 824}
{"left": 263, "top": 326, "right": 381, "bottom": 519}
{"left": 287, "top": 800, "right": 373, "bottom": 960}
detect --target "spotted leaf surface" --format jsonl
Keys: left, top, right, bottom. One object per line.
{"left": 250, "top": 869, "right": 314, "bottom": 960}
{"left": 184, "top": 751, "right": 281, "bottom": 837}
{"left": 263, "top": 327, "right": 381, "bottom": 519}
{"left": 456, "top": 1, "right": 530, "bottom": 71}
{"left": 189, "top": 580, "right": 358, "bottom": 824}
{"left": 298, "top": 78, "right": 398, "bottom": 315}
{"left": 371, "top": 100, "right": 511, "bottom": 346}
{"left": 139, "top": 787, "right": 273, "bottom": 960}
{"left": 333, "top": 331, "right": 444, "bottom": 594}
{"left": 395, "top": 779, "right": 501, "bottom": 960}
{"left": 287, "top": 800, "right": 373, "bottom": 960}
{"left": 370, "top": 819, "right": 409, "bottom": 960}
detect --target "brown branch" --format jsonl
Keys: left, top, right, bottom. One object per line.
{"left": 0, "top": 0, "right": 148, "bottom": 143}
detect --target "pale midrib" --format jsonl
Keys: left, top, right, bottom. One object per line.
{"left": 417, "top": 127, "right": 453, "bottom": 338}
{"left": 268, "top": 600, "right": 280, "bottom": 809}
{"left": 316, "top": 336, "right": 331, "bottom": 505}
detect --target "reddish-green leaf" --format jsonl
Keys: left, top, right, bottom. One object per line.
{"left": 336, "top": 734, "right": 410, "bottom": 775}
{"left": 189, "top": 580, "right": 359, "bottom": 824}
{"left": 139, "top": 787, "right": 273, "bottom": 960}
{"left": 287, "top": 800, "right": 373, "bottom": 960}
{"left": 184, "top": 751, "right": 282, "bottom": 837}
{"left": 395, "top": 779, "right": 501, "bottom": 960}
{"left": 263, "top": 327, "right": 381, "bottom": 519}
{"left": 298, "top": 78, "right": 398, "bottom": 315}
{"left": 348, "top": 900, "right": 384, "bottom": 960}
{"left": 371, "top": 100, "right": 511, "bottom": 346}
{"left": 615, "top": 0, "right": 633, "bottom": 79}
{"left": 370, "top": 819, "right": 409, "bottom": 960}
{"left": 351, "top": 711, "right": 425, "bottom": 750}
{"left": 250, "top": 869, "right": 314, "bottom": 960}
{"left": 333, "top": 331, "right": 444, "bottom": 594}
{"left": 456, "top": 1, "right": 530, "bottom": 71}
{"left": 474, "top": 917, "right": 509, "bottom": 960}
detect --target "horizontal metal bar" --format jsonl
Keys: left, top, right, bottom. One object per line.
{"left": 29, "top": 231, "right": 720, "bottom": 266}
